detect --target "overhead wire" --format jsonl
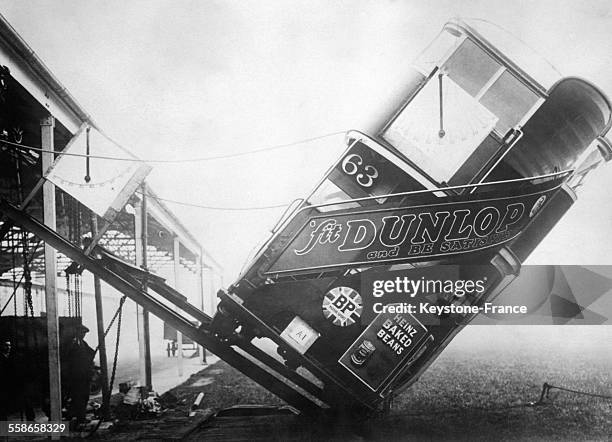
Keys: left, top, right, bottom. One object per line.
{"left": 1, "top": 130, "right": 347, "bottom": 163}
{"left": 3, "top": 130, "right": 346, "bottom": 211}
{"left": 138, "top": 191, "right": 290, "bottom": 211}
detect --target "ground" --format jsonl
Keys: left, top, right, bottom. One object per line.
{"left": 93, "top": 326, "right": 611, "bottom": 440}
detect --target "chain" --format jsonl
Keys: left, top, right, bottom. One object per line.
{"left": 0, "top": 239, "right": 42, "bottom": 315}
{"left": 66, "top": 272, "right": 72, "bottom": 317}
{"left": 109, "top": 298, "right": 124, "bottom": 392}
{"left": 87, "top": 295, "right": 125, "bottom": 438}
{"left": 11, "top": 228, "right": 17, "bottom": 315}
{"left": 93, "top": 296, "right": 127, "bottom": 356}
{"left": 75, "top": 274, "right": 81, "bottom": 317}
{"left": 20, "top": 229, "right": 34, "bottom": 316}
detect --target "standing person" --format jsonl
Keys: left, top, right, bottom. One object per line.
{"left": 64, "top": 325, "right": 95, "bottom": 428}
{"left": 0, "top": 338, "right": 15, "bottom": 421}
{"left": 0, "top": 338, "right": 33, "bottom": 421}
{"left": 166, "top": 341, "right": 172, "bottom": 357}
{"left": 171, "top": 340, "right": 177, "bottom": 357}
{"left": 0, "top": 338, "right": 36, "bottom": 422}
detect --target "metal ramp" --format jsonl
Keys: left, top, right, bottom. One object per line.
{"left": 0, "top": 198, "right": 368, "bottom": 416}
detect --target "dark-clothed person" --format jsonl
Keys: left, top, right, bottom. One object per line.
{"left": 64, "top": 325, "right": 94, "bottom": 424}
{"left": 0, "top": 339, "right": 15, "bottom": 421}
{"left": 0, "top": 338, "right": 34, "bottom": 421}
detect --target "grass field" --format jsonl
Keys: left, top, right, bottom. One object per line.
{"left": 170, "top": 326, "right": 611, "bottom": 441}
{"left": 371, "top": 326, "right": 612, "bottom": 441}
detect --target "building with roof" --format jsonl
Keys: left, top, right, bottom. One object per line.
{"left": 0, "top": 12, "right": 223, "bottom": 420}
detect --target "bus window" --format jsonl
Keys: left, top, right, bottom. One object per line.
{"left": 307, "top": 179, "right": 362, "bottom": 212}
{"left": 444, "top": 38, "right": 501, "bottom": 97}
{"left": 382, "top": 74, "right": 498, "bottom": 182}
{"left": 479, "top": 70, "right": 539, "bottom": 136}
{"left": 382, "top": 26, "right": 546, "bottom": 186}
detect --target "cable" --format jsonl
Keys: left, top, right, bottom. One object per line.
{"left": 139, "top": 191, "right": 290, "bottom": 211}
{"left": 534, "top": 382, "right": 612, "bottom": 404}
{"left": 388, "top": 381, "right": 612, "bottom": 419}
{"left": 1, "top": 130, "right": 346, "bottom": 163}
{"left": 139, "top": 167, "right": 570, "bottom": 212}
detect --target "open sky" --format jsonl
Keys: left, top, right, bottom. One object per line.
{"left": 1, "top": 0, "right": 612, "bottom": 279}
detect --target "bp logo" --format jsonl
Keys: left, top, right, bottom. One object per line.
{"left": 322, "top": 286, "right": 363, "bottom": 327}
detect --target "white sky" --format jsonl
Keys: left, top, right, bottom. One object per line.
{"left": 1, "top": 0, "right": 612, "bottom": 279}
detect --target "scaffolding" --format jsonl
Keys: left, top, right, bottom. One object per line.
{"left": 0, "top": 12, "right": 223, "bottom": 423}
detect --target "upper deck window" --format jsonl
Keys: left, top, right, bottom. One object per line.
{"left": 382, "top": 26, "right": 544, "bottom": 185}
{"left": 442, "top": 38, "right": 540, "bottom": 136}
{"left": 480, "top": 71, "right": 540, "bottom": 135}
{"left": 382, "top": 74, "right": 498, "bottom": 181}
{"left": 444, "top": 39, "right": 501, "bottom": 97}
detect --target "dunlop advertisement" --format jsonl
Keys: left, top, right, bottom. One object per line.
{"left": 267, "top": 181, "right": 561, "bottom": 274}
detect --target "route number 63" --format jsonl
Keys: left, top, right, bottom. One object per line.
{"left": 341, "top": 154, "right": 379, "bottom": 188}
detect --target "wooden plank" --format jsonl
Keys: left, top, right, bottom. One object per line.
{"left": 134, "top": 193, "right": 152, "bottom": 390}
{"left": 174, "top": 236, "right": 183, "bottom": 377}
{"left": 197, "top": 254, "right": 207, "bottom": 363}
{"left": 91, "top": 214, "right": 110, "bottom": 419}
{"left": 103, "top": 410, "right": 215, "bottom": 440}
{"left": 41, "top": 115, "right": 62, "bottom": 434}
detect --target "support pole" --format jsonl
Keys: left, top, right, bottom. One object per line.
{"left": 134, "top": 187, "right": 152, "bottom": 390}
{"left": 41, "top": 115, "right": 62, "bottom": 428}
{"left": 173, "top": 236, "right": 183, "bottom": 376}
{"left": 91, "top": 214, "right": 110, "bottom": 419}
{"left": 197, "top": 253, "right": 206, "bottom": 364}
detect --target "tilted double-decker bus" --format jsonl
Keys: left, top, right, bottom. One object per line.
{"left": 208, "top": 18, "right": 612, "bottom": 414}
{"left": 208, "top": 18, "right": 611, "bottom": 415}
